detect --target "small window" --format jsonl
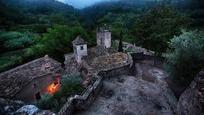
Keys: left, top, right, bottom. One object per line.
{"left": 80, "top": 46, "right": 84, "bottom": 50}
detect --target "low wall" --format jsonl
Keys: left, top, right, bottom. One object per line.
{"left": 98, "top": 64, "right": 131, "bottom": 79}
{"left": 58, "top": 76, "right": 103, "bottom": 115}
{"left": 58, "top": 53, "right": 133, "bottom": 115}
{"left": 131, "top": 52, "right": 164, "bottom": 68}
{"left": 98, "top": 53, "right": 133, "bottom": 78}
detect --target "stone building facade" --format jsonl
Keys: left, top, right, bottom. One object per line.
{"left": 96, "top": 26, "right": 112, "bottom": 48}
{"left": 72, "top": 36, "right": 88, "bottom": 63}
{"left": 0, "top": 55, "right": 62, "bottom": 102}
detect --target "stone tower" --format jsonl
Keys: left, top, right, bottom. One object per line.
{"left": 96, "top": 26, "right": 112, "bottom": 48}
{"left": 72, "top": 36, "right": 88, "bottom": 63}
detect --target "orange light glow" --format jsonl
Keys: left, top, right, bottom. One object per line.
{"left": 47, "top": 82, "right": 60, "bottom": 94}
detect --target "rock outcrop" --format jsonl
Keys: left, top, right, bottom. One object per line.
{"left": 0, "top": 98, "right": 24, "bottom": 115}
{"left": 16, "top": 105, "right": 39, "bottom": 115}
{"left": 75, "top": 75, "right": 178, "bottom": 115}
{"left": 0, "top": 98, "right": 55, "bottom": 115}
{"left": 177, "top": 69, "right": 204, "bottom": 115}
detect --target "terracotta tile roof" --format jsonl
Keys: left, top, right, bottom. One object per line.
{"left": 0, "top": 56, "right": 61, "bottom": 98}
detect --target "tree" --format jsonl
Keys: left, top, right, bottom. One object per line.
{"left": 28, "top": 24, "right": 88, "bottom": 61}
{"left": 133, "top": 6, "right": 191, "bottom": 56}
{"left": 118, "top": 31, "right": 123, "bottom": 52}
{"left": 165, "top": 30, "right": 204, "bottom": 86}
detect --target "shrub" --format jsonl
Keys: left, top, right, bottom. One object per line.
{"left": 165, "top": 30, "right": 204, "bottom": 86}
{"left": 36, "top": 74, "right": 83, "bottom": 112}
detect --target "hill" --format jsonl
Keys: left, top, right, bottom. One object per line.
{"left": 0, "top": 0, "right": 78, "bottom": 30}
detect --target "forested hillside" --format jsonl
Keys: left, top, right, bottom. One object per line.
{"left": 0, "top": 0, "right": 204, "bottom": 77}
{"left": 0, "top": 0, "right": 81, "bottom": 72}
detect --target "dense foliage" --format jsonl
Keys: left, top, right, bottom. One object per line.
{"left": 165, "top": 30, "right": 204, "bottom": 86}
{"left": 27, "top": 24, "right": 89, "bottom": 61}
{"left": 133, "top": 6, "right": 190, "bottom": 56}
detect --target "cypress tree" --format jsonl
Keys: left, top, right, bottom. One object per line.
{"left": 118, "top": 31, "right": 123, "bottom": 52}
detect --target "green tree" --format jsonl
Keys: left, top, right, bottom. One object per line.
{"left": 133, "top": 6, "right": 191, "bottom": 56}
{"left": 165, "top": 30, "right": 204, "bottom": 86}
{"left": 28, "top": 24, "right": 88, "bottom": 61}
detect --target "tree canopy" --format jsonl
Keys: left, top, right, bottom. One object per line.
{"left": 165, "top": 30, "right": 204, "bottom": 86}
{"left": 133, "top": 6, "right": 190, "bottom": 56}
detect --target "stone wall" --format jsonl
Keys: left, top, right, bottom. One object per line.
{"left": 64, "top": 53, "right": 80, "bottom": 75}
{"left": 114, "top": 40, "right": 154, "bottom": 55}
{"left": 57, "top": 76, "right": 103, "bottom": 115}
{"left": 58, "top": 53, "right": 133, "bottom": 115}
{"left": 15, "top": 73, "right": 56, "bottom": 102}
{"left": 97, "top": 30, "right": 111, "bottom": 48}
{"left": 131, "top": 52, "right": 164, "bottom": 68}
{"left": 98, "top": 64, "right": 132, "bottom": 79}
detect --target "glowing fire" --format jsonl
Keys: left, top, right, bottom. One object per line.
{"left": 47, "top": 82, "right": 60, "bottom": 94}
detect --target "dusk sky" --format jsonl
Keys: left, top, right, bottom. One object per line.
{"left": 57, "top": 0, "right": 116, "bottom": 9}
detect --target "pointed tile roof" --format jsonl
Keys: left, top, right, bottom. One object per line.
{"left": 72, "top": 36, "right": 87, "bottom": 45}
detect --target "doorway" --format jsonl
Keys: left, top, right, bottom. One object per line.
{"left": 35, "top": 92, "right": 41, "bottom": 100}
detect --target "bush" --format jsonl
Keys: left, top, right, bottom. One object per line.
{"left": 36, "top": 74, "right": 84, "bottom": 112}
{"left": 165, "top": 30, "right": 204, "bottom": 86}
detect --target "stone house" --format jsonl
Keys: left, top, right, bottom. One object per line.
{"left": 0, "top": 55, "right": 62, "bottom": 103}
{"left": 72, "top": 36, "right": 88, "bottom": 63}
{"left": 65, "top": 26, "right": 114, "bottom": 74}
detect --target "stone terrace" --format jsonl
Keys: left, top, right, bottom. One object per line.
{"left": 90, "top": 53, "right": 129, "bottom": 71}
{"left": 0, "top": 56, "right": 61, "bottom": 98}
{"left": 84, "top": 47, "right": 117, "bottom": 65}
{"left": 64, "top": 47, "right": 118, "bottom": 75}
